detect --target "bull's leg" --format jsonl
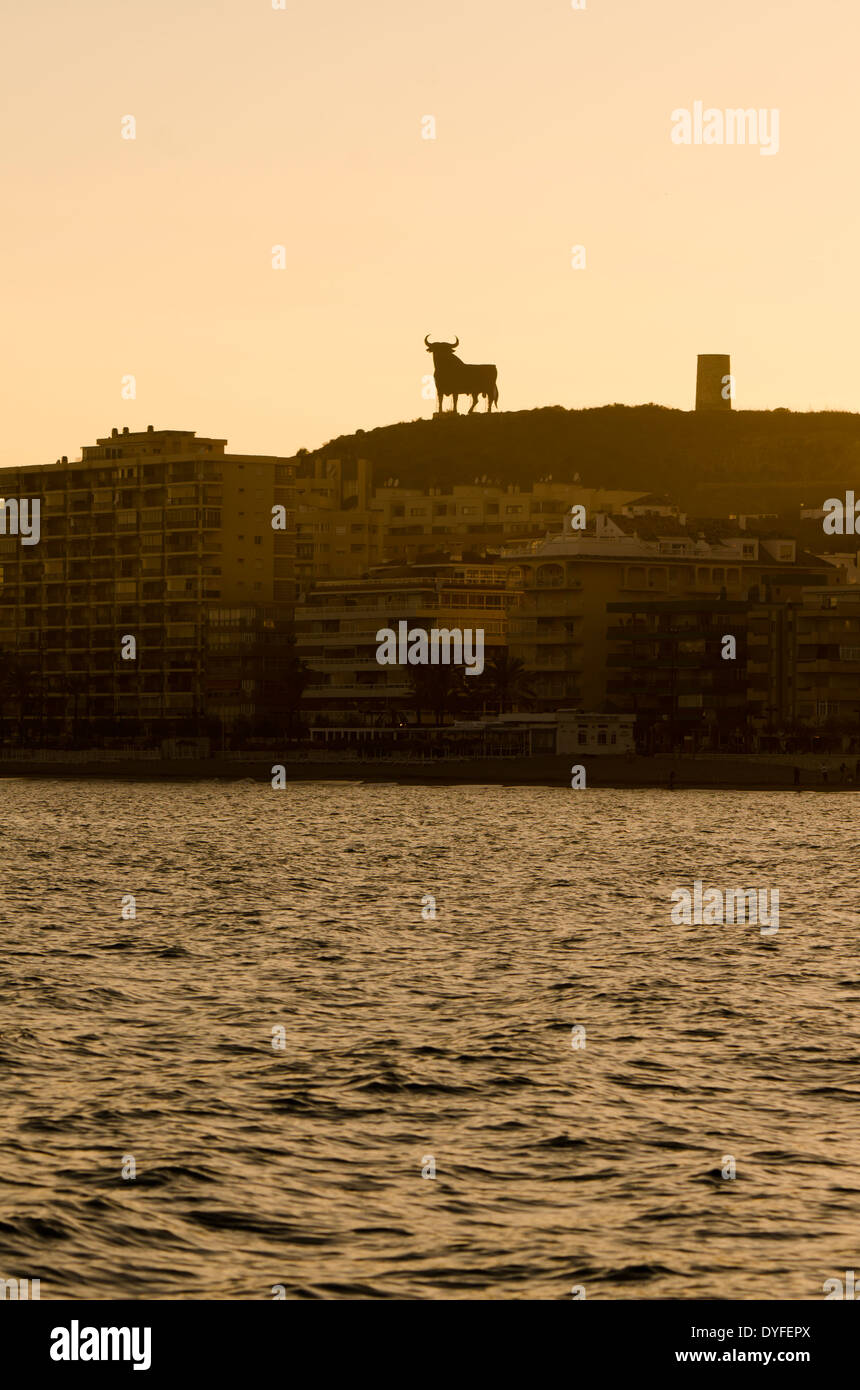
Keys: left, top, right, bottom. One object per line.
{"left": 452, "top": 394, "right": 459, "bottom": 414}
{"left": 436, "top": 390, "right": 443, "bottom": 415}
{"left": 468, "top": 394, "right": 478, "bottom": 414}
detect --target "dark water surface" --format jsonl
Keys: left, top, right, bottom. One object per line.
{"left": 0, "top": 780, "right": 858, "bottom": 1299}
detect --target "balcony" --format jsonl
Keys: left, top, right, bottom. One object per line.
{"left": 529, "top": 601, "right": 584, "bottom": 618}
{"left": 305, "top": 681, "right": 412, "bottom": 698}
{"left": 532, "top": 655, "right": 583, "bottom": 671}
{"left": 164, "top": 509, "right": 200, "bottom": 530}
{"left": 305, "top": 655, "right": 385, "bottom": 670}
{"left": 606, "top": 653, "right": 718, "bottom": 669}
{"left": 296, "top": 604, "right": 387, "bottom": 622}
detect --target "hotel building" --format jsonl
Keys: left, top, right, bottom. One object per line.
{"left": 294, "top": 561, "right": 521, "bottom": 723}
{"left": 294, "top": 455, "right": 647, "bottom": 583}
{"left": 794, "top": 586, "right": 860, "bottom": 732}
{"left": 499, "top": 512, "right": 836, "bottom": 711}
{"left": 0, "top": 427, "right": 296, "bottom": 740}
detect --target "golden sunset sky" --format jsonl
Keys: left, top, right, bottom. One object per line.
{"left": 1, "top": 0, "right": 855, "bottom": 468}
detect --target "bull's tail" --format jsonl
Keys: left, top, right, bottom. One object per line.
{"left": 489, "top": 373, "right": 498, "bottom": 410}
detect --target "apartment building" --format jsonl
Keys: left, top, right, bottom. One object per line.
{"left": 293, "top": 455, "right": 647, "bottom": 581}
{"left": 0, "top": 426, "right": 296, "bottom": 739}
{"left": 375, "top": 480, "right": 649, "bottom": 564}
{"left": 794, "top": 587, "right": 860, "bottom": 732}
{"left": 294, "top": 561, "right": 521, "bottom": 723}
{"left": 294, "top": 456, "right": 384, "bottom": 587}
{"left": 604, "top": 597, "right": 791, "bottom": 751}
{"left": 499, "top": 513, "right": 836, "bottom": 711}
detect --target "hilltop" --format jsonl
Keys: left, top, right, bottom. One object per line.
{"left": 301, "top": 405, "right": 860, "bottom": 515}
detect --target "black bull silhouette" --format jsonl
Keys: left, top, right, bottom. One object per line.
{"left": 424, "top": 336, "right": 498, "bottom": 413}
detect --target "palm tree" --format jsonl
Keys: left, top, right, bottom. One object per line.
{"left": 0, "top": 648, "right": 41, "bottom": 746}
{"left": 479, "top": 650, "right": 536, "bottom": 716}
{"left": 50, "top": 673, "right": 88, "bottom": 746}
{"left": 407, "top": 664, "right": 465, "bottom": 726}
{"left": 274, "top": 648, "right": 312, "bottom": 738}
{"left": 249, "top": 628, "right": 311, "bottom": 739}
{"left": 0, "top": 649, "right": 16, "bottom": 745}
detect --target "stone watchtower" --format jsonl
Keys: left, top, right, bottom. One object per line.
{"left": 695, "top": 354, "right": 733, "bottom": 411}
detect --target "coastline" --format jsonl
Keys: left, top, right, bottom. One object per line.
{"left": 0, "top": 752, "right": 856, "bottom": 789}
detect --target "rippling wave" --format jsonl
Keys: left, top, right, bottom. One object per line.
{"left": 0, "top": 781, "right": 858, "bottom": 1298}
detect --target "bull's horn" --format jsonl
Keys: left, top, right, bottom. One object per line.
{"left": 424, "top": 334, "right": 432, "bottom": 346}
{"left": 451, "top": 336, "right": 459, "bottom": 348}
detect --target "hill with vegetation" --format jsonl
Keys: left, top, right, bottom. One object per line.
{"left": 301, "top": 405, "right": 860, "bottom": 515}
